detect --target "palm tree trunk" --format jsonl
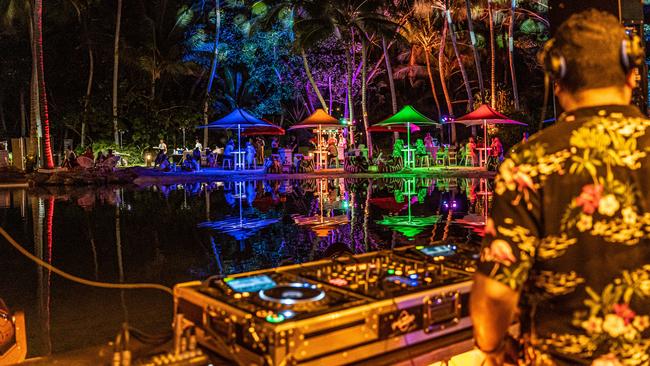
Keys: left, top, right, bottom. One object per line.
{"left": 438, "top": 20, "right": 456, "bottom": 143}
{"left": 301, "top": 49, "right": 328, "bottom": 113}
{"left": 361, "top": 39, "right": 372, "bottom": 159}
{"left": 29, "top": 14, "right": 40, "bottom": 159}
{"left": 112, "top": 0, "right": 123, "bottom": 145}
{"left": 70, "top": 0, "right": 93, "bottom": 148}
{"left": 203, "top": 0, "right": 220, "bottom": 148}
{"left": 81, "top": 44, "right": 93, "bottom": 148}
{"left": 345, "top": 46, "right": 355, "bottom": 146}
{"left": 508, "top": 0, "right": 520, "bottom": 110}
{"left": 34, "top": 0, "right": 54, "bottom": 168}
{"left": 382, "top": 37, "right": 397, "bottom": 114}
{"left": 20, "top": 88, "right": 26, "bottom": 137}
{"left": 446, "top": 9, "right": 474, "bottom": 112}
{"left": 465, "top": 0, "right": 485, "bottom": 101}
{"left": 383, "top": 37, "right": 399, "bottom": 141}
{"left": 424, "top": 50, "right": 441, "bottom": 117}
{"left": 0, "top": 94, "right": 6, "bottom": 132}
{"left": 488, "top": 0, "right": 496, "bottom": 108}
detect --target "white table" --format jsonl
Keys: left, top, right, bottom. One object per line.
{"left": 311, "top": 150, "right": 328, "bottom": 169}
{"left": 402, "top": 147, "right": 415, "bottom": 169}
{"left": 476, "top": 147, "right": 491, "bottom": 168}
{"left": 232, "top": 151, "right": 245, "bottom": 170}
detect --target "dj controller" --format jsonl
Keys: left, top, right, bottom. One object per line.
{"left": 174, "top": 243, "right": 476, "bottom": 366}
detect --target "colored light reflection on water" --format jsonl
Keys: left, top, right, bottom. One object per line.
{"left": 0, "top": 177, "right": 492, "bottom": 357}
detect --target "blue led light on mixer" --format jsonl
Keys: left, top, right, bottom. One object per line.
{"left": 282, "top": 311, "right": 295, "bottom": 319}
{"left": 409, "top": 274, "right": 418, "bottom": 280}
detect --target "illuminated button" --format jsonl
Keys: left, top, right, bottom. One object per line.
{"left": 242, "top": 292, "right": 250, "bottom": 297}
{"left": 223, "top": 277, "right": 234, "bottom": 282}
{"left": 266, "top": 314, "right": 285, "bottom": 323}
{"left": 409, "top": 274, "right": 418, "bottom": 280}
{"left": 234, "top": 293, "right": 242, "bottom": 299}
{"left": 282, "top": 311, "right": 295, "bottom": 319}
{"left": 395, "top": 270, "right": 403, "bottom": 276}
{"left": 424, "top": 277, "right": 432, "bottom": 283}
{"left": 387, "top": 269, "right": 395, "bottom": 275}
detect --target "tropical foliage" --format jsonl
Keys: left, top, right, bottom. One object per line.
{"left": 0, "top": 0, "right": 552, "bottom": 162}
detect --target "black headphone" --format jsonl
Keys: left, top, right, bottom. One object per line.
{"left": 539, "top": 32, "right": 645, "bottom": 80}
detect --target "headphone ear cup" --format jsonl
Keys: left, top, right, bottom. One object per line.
{"left": 539, "top": 39, "right": 566, "bottom": 80}
{"left": 621, "top": 34, "right": 645, "bottom": 72}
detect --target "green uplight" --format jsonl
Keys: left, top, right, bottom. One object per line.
{"left": 224, "top": 277, "right": 234, "bottom": 282}
{"left": 387, "top": 269, "right": 395, "bottom": 275}
{"left": 266, "top": 314, "right": 285, "bottom": 323}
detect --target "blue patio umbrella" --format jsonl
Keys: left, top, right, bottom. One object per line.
{"left": 197, "top": 108, "right": 276, "bottom": 166}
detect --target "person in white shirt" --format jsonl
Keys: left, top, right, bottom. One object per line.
{"left": 195, "top": 139, "right": 203, "bottom": 150}
{"left": 158, "top": 139, "right": 167, "bottom": 154}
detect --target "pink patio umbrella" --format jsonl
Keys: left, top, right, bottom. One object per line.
{"left": 449, "top": 104, "right": 527, "bottom": 167}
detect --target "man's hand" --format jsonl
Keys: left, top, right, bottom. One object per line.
{"left": 471, "top": 273, "right": 520, "bottom": 365}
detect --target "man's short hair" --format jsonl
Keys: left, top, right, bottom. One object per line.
{"left": 554, "top": 9, "right": 629, "bottom": 93}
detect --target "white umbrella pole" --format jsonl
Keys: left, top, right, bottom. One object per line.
{"left": 318, "top": 125, "right": 322, "bottom": 169}
{"left": 407, "top": 122, "right": 411, "bottom": 168}
{"left": 483, "top": 119, "right": 487, "bottom": 169}
{"left": 238, "top": 124, "right": 241, "bottom": 170}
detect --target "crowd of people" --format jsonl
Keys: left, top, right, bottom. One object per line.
{"left": 61, "top": 146, "right": 119, "bottom": 169}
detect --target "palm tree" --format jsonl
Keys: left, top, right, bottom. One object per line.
{"left": 464, "top": 0, "right": 485, "bottom": 101}
{"left": 204, "top": 0, "right": 220, "bottom": 148}
{"left": 443, "top": 2, "right": 474, "bottom": 112}
{"left": 401, "top": 18, "right": 442, "bottom": 117}
{"left": 437, "top": 18, "right": 455, "bottom": 142}
{"left": 112, "top": 0, "right": 123, "bottom": 145}
{"left": 3, "top": 0, "right": 54, "bottom": 167}
{"left": 508, "top": 0, "right": 520, "bottom": 110}
{"left": 69, "top": 0, "right": 93, "bottom": 147}
{"left": 488, "top": 0, "right": 496, "bottom": 108}
{"left": 294, "top": 0, "right": 400, "bottom": 158}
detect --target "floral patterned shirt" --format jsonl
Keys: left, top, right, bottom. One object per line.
{"left": 478, "top": 105, "right": 650, "bottom": 365}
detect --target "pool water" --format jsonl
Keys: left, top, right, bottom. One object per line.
{"left": 0, "top": 177, "right": 492, "bottom": 357}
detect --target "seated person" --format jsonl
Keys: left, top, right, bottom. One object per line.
{"left": 327, "top": 141, "right": 338, "bottom": 167}
{"left": 192, "top": 147, "right": 202, "bottom": 163}
{"left": 62, "top": 147, "right": 77, "bottom": 168}
{"left": 95, "top": 151, "right": 106, "bottom": 165}
{"left": 466, "top": 137, "right": 478, "bottom": 166}
{"left": 206, "top": 150, "right": 216, "bottom": 167}
{"left": 82, "top": 146, "right": 94, "bottom": 159}
{"left": 271, "top": 137, "right": 279, "bottom": 154}
{"left": 181, "top": 155, "right": 197, "bottom": 171}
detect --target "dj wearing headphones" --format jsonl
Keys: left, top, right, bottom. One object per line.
{"left": 470, "top": 9, "right": 650, "bottom": 366}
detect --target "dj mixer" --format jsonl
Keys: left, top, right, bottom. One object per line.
{"left": 174, "top": 244, "right": 475, "bottom": 366}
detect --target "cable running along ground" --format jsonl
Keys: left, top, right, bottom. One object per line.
{"left": 0, "top": 226, "right": 173, "bottom": 296}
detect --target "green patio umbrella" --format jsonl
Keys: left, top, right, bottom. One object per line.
{"left": 376, "top": 178, "right": 441, "bottom": 239}
{"left": 374, "top": 105, "right": 440, "bottom": 168}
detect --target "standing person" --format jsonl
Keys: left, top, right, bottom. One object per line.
{"left": 255, "top": 137, "right": 265, "bottom": 165}
{"left": 487, "top": 137, "right": 503, "bottom": 171}
{"left": 521, "top": 132, "right": 529, "bottom": 144}
{"left": 158, "top": 139, "right": 168, "bottom": 154}
{"left": 194, "top": 138, "right": 203, "bottom": 151}
{"left": 470, "top": 10, "right": 650, "bottom": 365}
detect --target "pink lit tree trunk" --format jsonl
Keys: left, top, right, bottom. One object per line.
{"left": 34, "top": 0, "right": 54, "bottom": 168}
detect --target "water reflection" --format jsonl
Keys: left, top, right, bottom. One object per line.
{"left": 0, "top": 177, "right": 492, "bottom": 357}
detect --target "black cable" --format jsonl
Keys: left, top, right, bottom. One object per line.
{"left": 539, "top": 73, "right": 551, "bottom": 131}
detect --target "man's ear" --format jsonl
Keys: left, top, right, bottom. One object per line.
{"left": 553, "top": 81, "right": 562, "bottom": 96}
{"left": 626, "top": 70, "right": 638, "bottom": 89}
